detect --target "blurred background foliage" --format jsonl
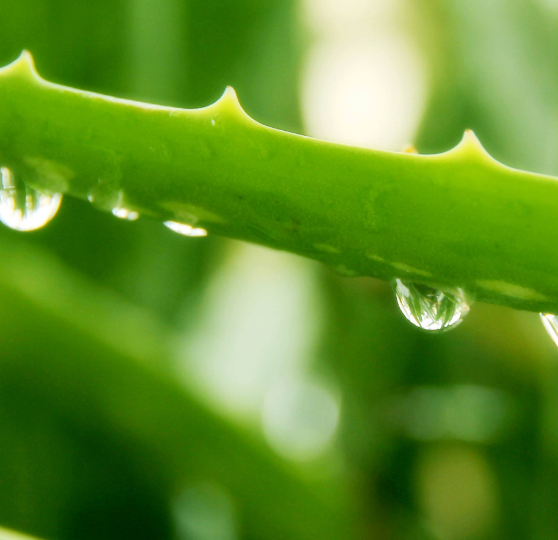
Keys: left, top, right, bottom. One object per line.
{"left": 0, "top": 0, "right": 558, "bottom": 539}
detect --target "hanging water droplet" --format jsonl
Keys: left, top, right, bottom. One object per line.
{"left": 87, "top": 178, "right": 121, "bottom": 211}
{"left": 114, "top": 207, "right": 138, "bottom": 220}
{"left": 393, "top": 278, "right": 470, "bottom": 332}
{"left": 540, "top": 313, "right": 558, "bottom": 347}
{"left": 112, "top": 207, "right": 139, "bottom": 220}
{"left": 0, "top": 167, "right": 62, "bottom": 231}
{"left": 88, "top": 185, "right": 139, "bottom": 221}
{"left": 164, "top": 221, "right": 207, "bottom": 237}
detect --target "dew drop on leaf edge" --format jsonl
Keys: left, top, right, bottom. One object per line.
{"left": 112, "top": 207, "right": 139, "bottom": 221}
{"left": 90, "top": 188, "right": 139, "bottom": 221}
{"left": 393, "top": 278, "right": 470, "bottom": 332}
{"left": 87, "top": 179, "right": 122, "bottom": 212}
{"left": 540, "top": 313, "right": 558, "bottom": 348}
{"left": 0, "top": 167, "right": 62, "bottom": 232}
{"left": 164, "top": 221, "right": 207, "bottom": 237}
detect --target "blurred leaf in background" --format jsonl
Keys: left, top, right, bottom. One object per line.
{"left": 1, "top": 0, "right": 558, "bottom": 539}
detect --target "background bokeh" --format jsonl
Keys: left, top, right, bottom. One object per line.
{"left": 1, "top": 0, "right": 558, "bottom": 539}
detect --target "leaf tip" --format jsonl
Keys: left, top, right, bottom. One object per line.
{"left": 211, "top": 85, "right": 255, "bottom": 123}
{"left": 217, "top": 85, "right": 242, "bottom": 110}
{"left": 0, "top": 50, "right": 41, "bottom": 81}
{"left": 223, "top": 85, "right": 238, "bottom": 99}
{"left": 18, "top": 49, "right": 36, "bottom": 68}
{"left": 457, "top": 129, "right": 487, "bottom": 154}
{"left": 447, "top": 129, "right": 496, "bottom": 164}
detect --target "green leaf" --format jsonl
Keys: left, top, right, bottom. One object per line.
{"left": 1, "top": 52, "right": 558, "bottom": 313}
{"left": 0, "top": 238, "right": 361, "bottom": 540}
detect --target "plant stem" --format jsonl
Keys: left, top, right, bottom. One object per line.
{"left": 1, "top": 52, "right": 558, "bottom": 313}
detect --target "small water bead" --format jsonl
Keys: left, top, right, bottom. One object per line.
{"left": 164, "top": 221, "right": 207, "bottom": 237}
{"left": 393, "top": 278, "right": 470, "bottom": 332}
{"left": 0, "top": 167, "right": 62, "bottom": 231}
{"left": 88, "top": 185, "right": 139, "bottom": 221}
{"left": 87, "top": 178, "right": 122, "bottom": 211}
{"left": 112, "top": 207, "right": 139, "bottom": 221}
{"left": 540, "top": 313, "right": 558, "bottom": 347}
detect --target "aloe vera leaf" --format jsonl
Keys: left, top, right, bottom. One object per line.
{"left": 1, "top": 52, "right": 558, "bottom": 313}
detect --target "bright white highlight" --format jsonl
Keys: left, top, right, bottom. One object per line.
{"left": 302, "top": 0, "right": 428, "bottom": 151}
{"left": 177, "top": 245, "right": 324, "bottom": 418}
{"left": 262, "top": 376, "right": 340, "bottom": 461}
{"left": 0, "top": 167, "right": 62, "bottom": 232}
{"left": 164, "top": 220, "right": 207, "bottom": 237}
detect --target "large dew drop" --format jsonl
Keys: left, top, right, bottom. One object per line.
{"left": 164, "top": 221, "right": 207, "bottom": 237}
{"left": 540, "top": 313, "right": 558, "bottom": 347}
{"left": 0, "top": 167, "right": 62, "bottom": 231}
{"left": 393, "top": 278, "right": 470, "bottom": 332}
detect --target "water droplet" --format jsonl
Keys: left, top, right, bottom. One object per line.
{"left": 164, "top": 221, "right": 207, "bottom": 237}
{"left": 112, "top": 207, "right": 139, "bottom": 220}
{"left": 89, "top": 184, "right": 139, "bottom": 221}
{"left": 393, "top": 278, "right": 470, "bottom": 332}
{"left": 540, "top": 313, "right": 558, "bottom": 347}
{"left": 111, "top": 194, "right": 139, "bottom": 221}
{"left": 87, "top": 178, "right": 121, "bottom": 211}
{"left": 0, "top": 167, "right": 62, "bottom": 231}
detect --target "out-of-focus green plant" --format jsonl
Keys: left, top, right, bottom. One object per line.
{"left": 0, "top": 526, "right": 41, "bottom": 540}
{"left": 0, "top": 238, "right": 359, "bottom": 540}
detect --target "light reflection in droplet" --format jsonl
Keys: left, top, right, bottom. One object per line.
{"left": 540, "top": 313, "right": 558, "bottom": 347}
{"left": 393, "top": 278, "right": 470, "bottom": 332}
{"left": 109, "top": 190, "right": 140, "bottom": 221}
{"left": 0, "top": 167, "right": 62, "bottom": 231}
{"left": 112, "top": 206, "right": 139, "bottom": 221}
{"left": 164, "top": 220, "right": 207, "bottom": 237}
